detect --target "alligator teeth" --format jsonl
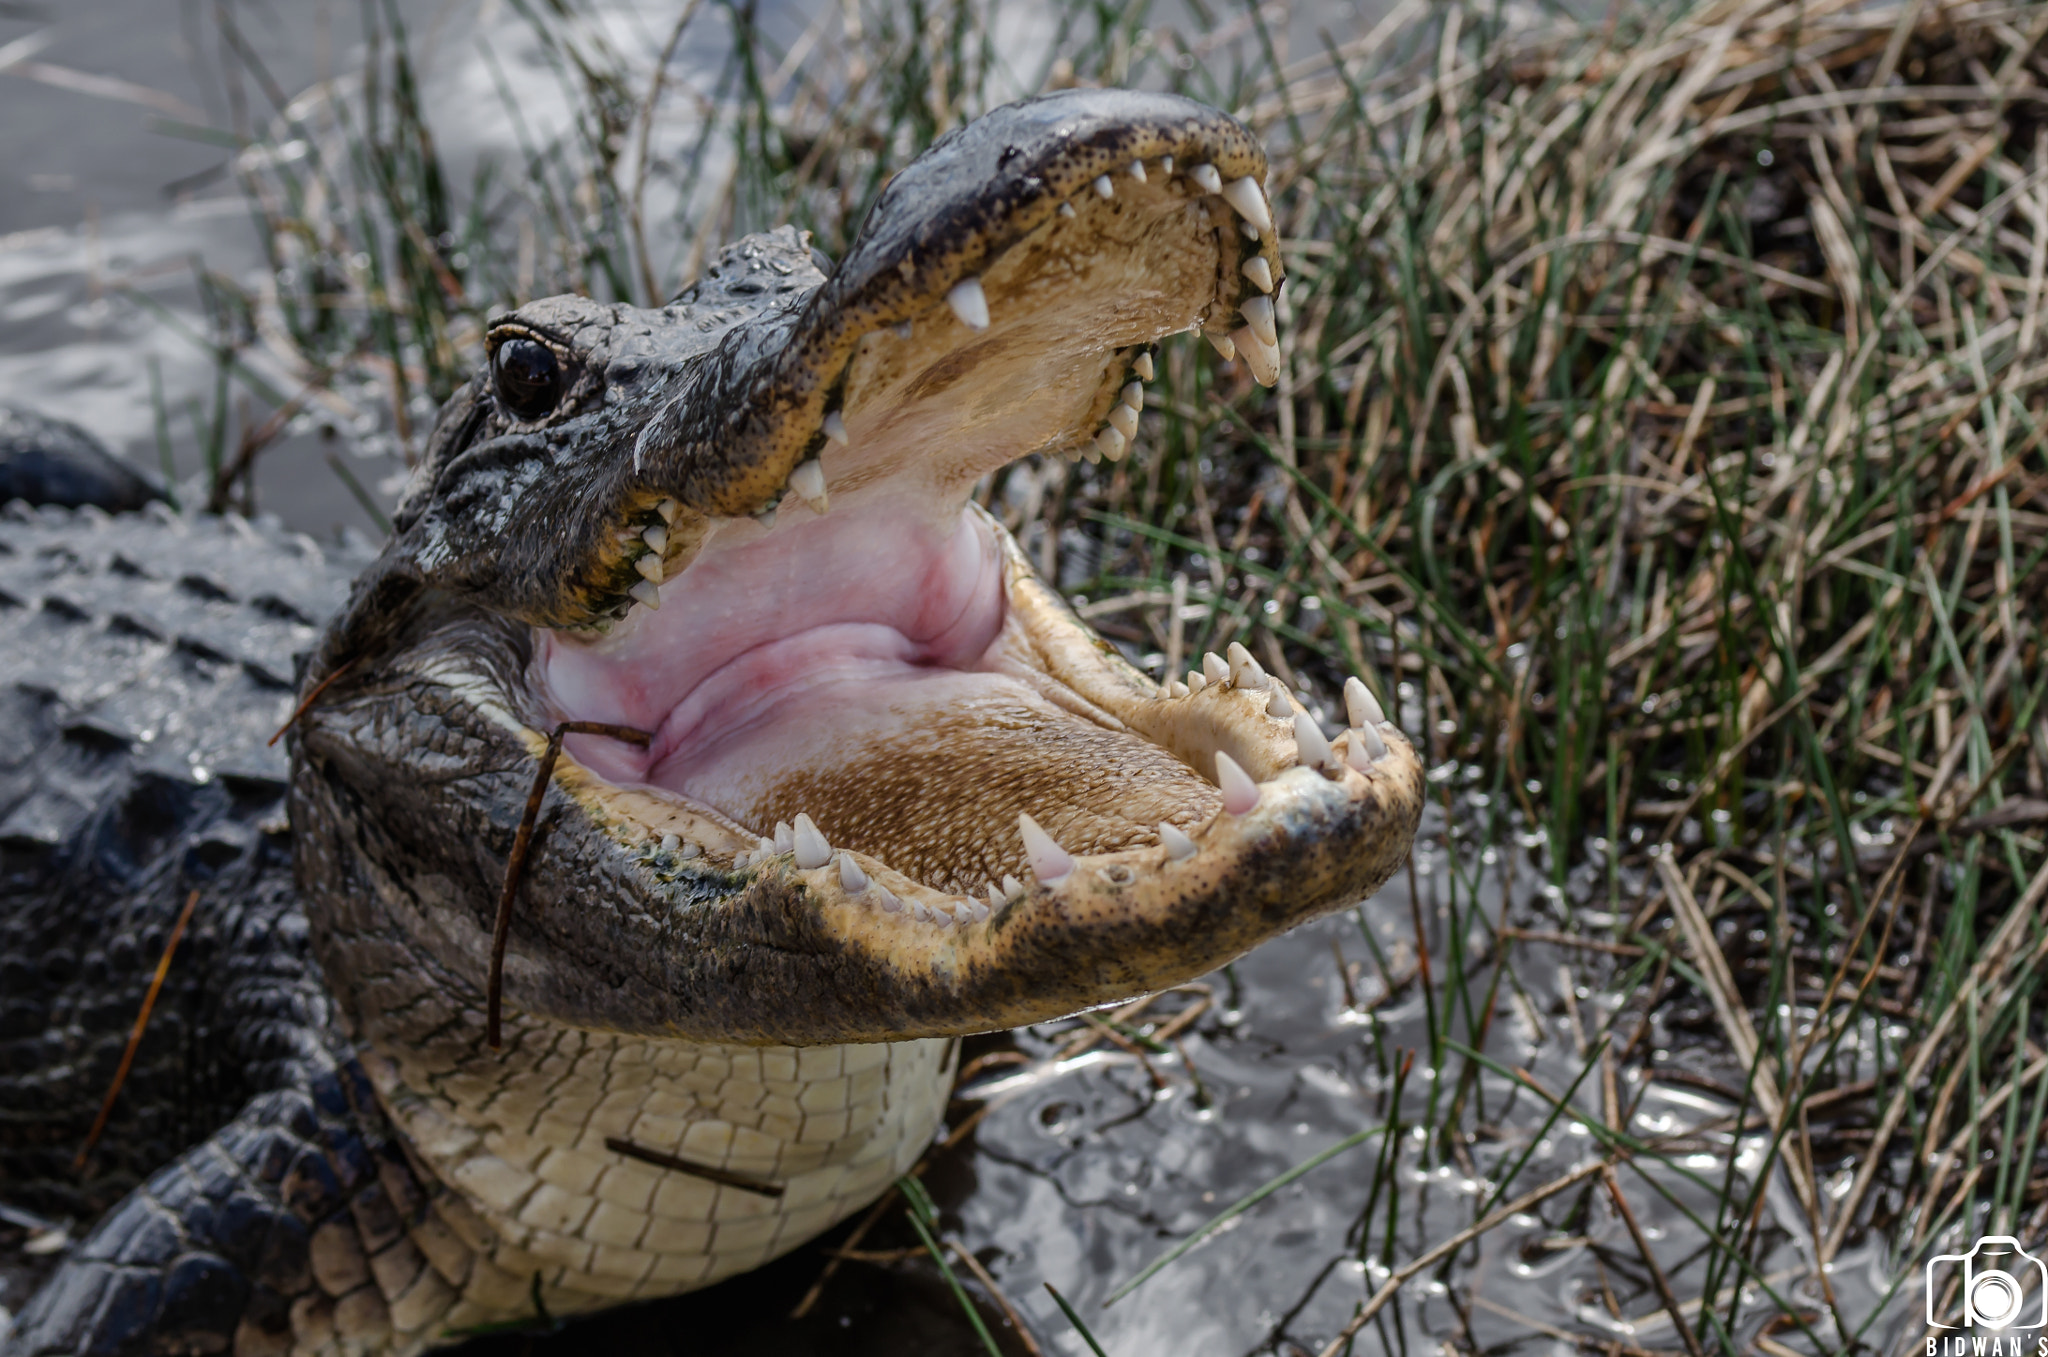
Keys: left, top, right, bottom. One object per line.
{"left": 635, "top": 553, "right": 664, "bottom": 583}
{"left": 1058, "top": 201, "right": 1076, "bottom": 219}
{"left": 1159, "top": 822, "right": 1197, "bottom": 861}
{"left": 657, "top": 498, "right": 681, "bottom": 524}
{"left": 758, "top": 835, "right": 776, "bottom": 856}
{"left": 1001, "top": 874, "right": 1023, "bottom": 899}
{"left": 1242, "top": 257, "right": 1274, "bottom": 293}
{"left": 1186, "top": 669, "right": 1206, "bottom": 694}
{"left": 877, "top": 885, "right": 903, "bottom": 913}
{"left": 629, "top": 580, "right": 661, "bottom": 610}
{"left": 1241, "top": 220, "right": 1261, "bottom": 241}
{"left": 1202, "top": 651, "right": 1230, "bottom": 685}
{"left": 1226, "top": 641, "right": 1262, "bottom": 688}
{"left": 1095, "top": 426, "right": 1127, "bottom": 461}
{"left": 1159, "top": 155, "right": 1174, "bottom": 175}
{"left": 753, "top": 505, "right": 778, "bottom": 530}
{"left": 1133, "top": 352, "right": 1155, "bottom": 381}
{"left": 1093, "top": 174, "right": 1115, "bottom": 199}
{"left": 660, "top": 833, "right": 680, "bottom": 851}
{"left": 821, "top": 410, "right": 849, "bottom": 445}
{"left": 1129, "top": 160, "right": 1146, "bottom": 182}
{"left": 773, "top": 821, "right": 794, "bottom": 855}
{"left": 680, "top": 842, "right": 702, "bottom": 860}
{"left": 1215, "top": 751, "right": 1260, "bottom": 815}
{"left": 1232, "top": 326, "right": 1281, "bottom": 387}
{"left": 1206, "top": 332, "right": 1236, "bottom": 361}
{"left": 1344, "top": 675, "right": 1384, "bottom": 727}
{"left": 1018, "top": 812, "right": 1075, "bottom": 884}
{"left": 1293, "top": 712, "right": 1332, "bottom": 768}
{"left": 788, "top": 458, "right": 829, "bottom": 514}
{"left": 793, "top": 813, "right": 831, "bottom": 869}
{"left": 1240, "top": 294, "right": 1278, "bottom": 348}
{"left": 838, "top": 852, "right": 868, "bottom": 893}
{"left": 965, "top": 899, "right": 990, "bottom": 923}
{"left": 1222, "top": 176, "right": 1274, "bottom": 235}
{"left": 985, "top": 883, "right": 1003, "bottom": 908}
{"left": 947, "top": 276, "right": 990, "bottom": 330}
{"left": 1348, "top": 723, "right": 1389, "bottom": 770}
{"left": 1266, "top": 683, "right": 1292, "bottom": 718}
{"left": 1189, "top": 162, "right": 1223, "bottom": 194}
{"left": 1121, "top": 381, "right": 1144, "bottom": 410}
{"left": 913, "top": 902, "right": 934, "bottom": 923}
{"left": 1166, "top": 679, "right": 1189, "bottom": 698}
{"left": 733, "top": 850, "right": 750, "bottom": 869}
{"left": 1106, "top": 403, "right": 1138, "bottom": 440}
{"left": 642, "top": 525, "right": 668, "bottom": 553}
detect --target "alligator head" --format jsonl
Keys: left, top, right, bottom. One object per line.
{"left": 289, "top": 88, "right": 1425, "bottom": 1049}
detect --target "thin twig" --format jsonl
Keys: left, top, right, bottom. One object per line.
{"left": 75, "top": 889, "right": 201, "bottom": 1171}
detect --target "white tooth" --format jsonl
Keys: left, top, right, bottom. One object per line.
{"left": 1001, "top": 874, "right": 1023, "bottom": 899}
{"left": 1226, "top": 642, "right": 1261, "bottom": 687}
{"left": 1242, "top": 256, "right": 1274, "bottom": 293}
{"left": 630, "top": 580, "right": 661, "bottom": 610}
{"left": 1058, "top": 201, "right": 1076, "bottom": 219}
{"left": 773, "top": 822, "right": 794, "bottom": 855}
{"left": 968, "top": 900, "right": 990, "bottom": 922}
{"left": 912, "top": 902, "right": 933, "bottom": 922}
{"left": 754, "top": 505, "right": 778, "bottom": 530}
{"left": 1095, "top": 426, "right": 1127, "bottom": 461}
{"left": 1018, "top": 812, "right": 1075, "bottom": 884}
{"left": 1107, "top": 403, "right": 1139, "bottom": 439}
{"left": 1093, "top": 174, "right": 1115, "bottom": 199}
{"left": 1190, "top": 162, "right": 1223, "bottom": 194}
{"left": 1167, "top": 679, "right": 1189, "bottom": 698}
{"left": 1187, "top": 670, "right": 1206, "bottom": 694}
{"left": 1159, "top": 155, "right": 1174, "bottom": 174}
{"left": 1222, "top": 176, "right": 1274, "bottom": 235}
{"left": 1159, "top": 823, "right": 1196, "bottom": 861}
{"left": 1293, "top": 712, "right": 1332, "bottom": 767}
{"left": 658, "top": 498, "right": 681, "bottom": 524}
{"left": 642, "top": 524, "right": 668, "bottom": 553}
{"left": 1129, "top": 160, "right": 1146, "bottom": 182}
{"left": 986, "top": 884, "right": 1003, "bottom": 908}
{"left": 1359, "top": 722, "right": 1388, "bottom": 762}
{"left": 1232, "top": 326, "right": 1280, "bottom": 386}
{"left": 1215, "top": 751, "right": 1260, "bottom": 815}
{"left": 758, "top": 835, "right": 776, "bottom": 855}
{"left": 946, "top": 276, "right": 990, "bottom": 330}
{"left": 1133, "top": 352, "right": 1155, "bottom": 381}
{"left": 1267, "top": 683, "right": 1292, "bottom": 718}
{"left": 635, "top": 553, "right": 665, "bottom": 583}
{"left": 1344, "top": 676, "right": 1384, "bottom": 728}
{"left": 1202, "top": 651, "right": 1230, "bottom": 685}
{"left": 838, "top": 852, "right": 868, "bottom": 893}
{"left": 680, "top": 842, "right": 702, "bottom": 860}
{"left": 1206, "top": 331, "right": 1236, "bottom": 361}
{"left": 733, "top": 850, "right": 750, "bottom": 869}
{"left": 1240, "top": 294, "right": 1278, "bottom": 348}
{"left": 1241, "top": 220, "right": 1261, "bottom": 241}
{"left": 793, "top": 813, "right": 831, "bottom": 869}
{"left": 821, "top": 410, "right": 849, "bottom": 444}
{"left": 660, "top": 833, "right": 680, "bottom": 851}
{"left": 788, "top": 458, "right": 829, "bottom": 514}
{"left": 1121, "top": 381, "right": 1144, "bottom": 410}
{"left": 877, "top": 886, "right": 903, "bottom": 913}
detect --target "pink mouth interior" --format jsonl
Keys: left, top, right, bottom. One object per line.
{"left": 539, "top": 486, "right": 1011, "bottom": 822}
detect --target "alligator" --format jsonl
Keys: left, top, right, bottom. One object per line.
{"left": 0, "top": 89, "right": 1423, "bottom": 1355}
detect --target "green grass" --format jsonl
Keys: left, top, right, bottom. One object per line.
{"left": 174, "top": 1, "right": 2048, "bottom": 1352}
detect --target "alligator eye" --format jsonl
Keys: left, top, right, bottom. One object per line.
{"left": 492, "top": 337, "right": 562, "bottom": 420}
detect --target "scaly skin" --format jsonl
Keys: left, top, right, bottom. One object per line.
{"left": 3, "top": 89, "right": 1423, "bottom": 1354}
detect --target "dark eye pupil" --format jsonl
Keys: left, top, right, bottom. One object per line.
{"left": 493, "top": 338, "right": 561, "bottom": 419}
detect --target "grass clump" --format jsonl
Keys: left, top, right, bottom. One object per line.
{"left": 183, "top": 1, "right": 2048, "bottom": 1352}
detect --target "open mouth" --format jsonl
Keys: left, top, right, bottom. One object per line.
{"left": 526, "top": 94, "right": 1413, "bottom": 939}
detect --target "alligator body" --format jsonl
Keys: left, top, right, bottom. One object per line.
{"left": 1, "top": 90, "right": 1424, "bottom": 1355}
